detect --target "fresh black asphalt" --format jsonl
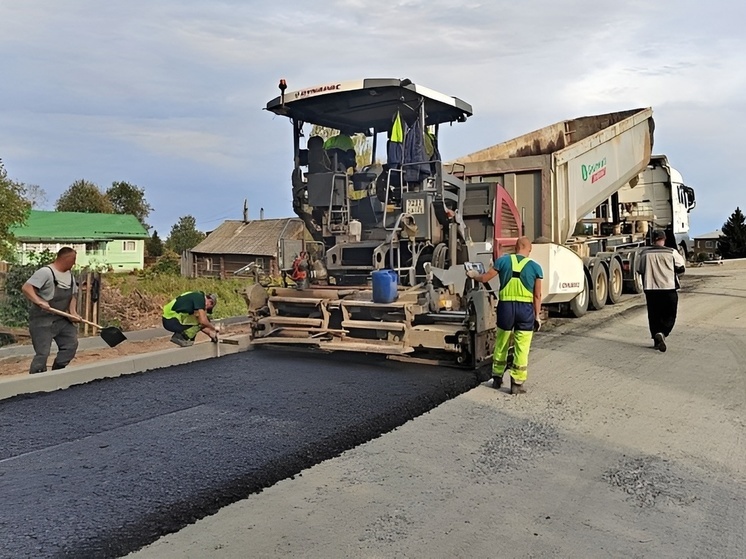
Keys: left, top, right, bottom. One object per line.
{"left": 0, "top": 349, "right": 483, "bottom": 558}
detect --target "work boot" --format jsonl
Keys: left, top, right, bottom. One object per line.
{"left": 510, "top": 376, "right": 527, "bottom": 395}
{"left": 654, "top": 333, "right": 667, "bottom": 353}
{"left": 170, "top": 333, "right": 194, "bottom": 347}
{"left": 491, "top": 375, "right": 503, "bottom": 389}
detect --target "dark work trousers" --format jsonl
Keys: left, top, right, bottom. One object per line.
{"left": 28, "top": 316, "right": 79, "bottom": 374}
{"left": 643, "top": 289, "right": 678, "bottom": 339}
{"left": 162, "top": 317, "right": 196, "bottom": 337}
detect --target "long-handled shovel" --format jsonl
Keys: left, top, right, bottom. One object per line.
{"left": 46, "top": 308, "right": 128, "bottom": 348}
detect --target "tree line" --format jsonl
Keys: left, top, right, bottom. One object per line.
{"left": 0, "top": 159, "right": 207, "bottom": 261}
{"left": 5, "top": 157, "right": 746, "bottom": 261}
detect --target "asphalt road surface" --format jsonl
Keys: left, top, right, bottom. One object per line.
{"left": 129, "top": 265, "right": 746, "bottom": 559}
{"left": 4, "top": 265, "right": 745, "bottom": 559}
{"left": 1, "top": 350, "right": 481, "bottom": 558}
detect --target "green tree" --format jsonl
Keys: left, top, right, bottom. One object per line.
{"left": 717, "top": 207, "right": 746, "bottom": 259}
{"left": 106, "top": 181, "right": 152, "bottom": 228}
{"left": 55, "top": 179, "right": 114, "bottom": 214}
{"left": 0, "top": 250, "right": 55, "bottom": 327}
{"left": 145, "top": 229, "right": 164, "bottom": 257}
{"left": 0, "top": 159, "right": 31, "bottom": 261}
{"left": 166, "top": 215, "right": 205, "bottom": 254}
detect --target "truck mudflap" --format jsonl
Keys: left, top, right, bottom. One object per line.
{"left": 247, "top": 286, "right": 491, "bottom": 368}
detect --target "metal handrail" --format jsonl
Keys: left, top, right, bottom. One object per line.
{"left": 382, "top": 167, "right": 405, "bottom": 231}
{"left": 326, "top": 171, "right": 350, "bottom": 235}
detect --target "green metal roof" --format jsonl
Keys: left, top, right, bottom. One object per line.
{"left": 11, "top": 210, "right": 149, "bottom": 241}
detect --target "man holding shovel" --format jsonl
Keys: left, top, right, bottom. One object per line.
{"left": 162, "top": 291, "right": 219, "bottom": 347}
{"left": 21, "top": 247, "right": 82, "bottom": 374}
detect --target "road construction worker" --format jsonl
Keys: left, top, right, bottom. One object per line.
{"left": 323, "top": 133, "right": 356, "bottom": 171}
{"left": 636, "top": 229, "right": 686, "bottom": 352}
{"left": 466, "top": 237, "right": 543, "bottom": 394}
{"left": 162, "top": 291, "right": 219, "bottom": 347}
{"left": 21, "top": 247, "right": 82, "bottom": 373}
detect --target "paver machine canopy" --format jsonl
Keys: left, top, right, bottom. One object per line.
{"left": 265, "top": 78, "right": 474, "bottom": 286}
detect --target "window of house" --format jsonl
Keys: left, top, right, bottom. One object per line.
{"left": 255, "top": 257, "right": 265, "bottom": 269}
{"left": 705, "top": 241, "right": 713, "bottom": 248}
{"left": 205, "top": 258, "right": 213, "bottom": 272}
{"left": 123, "top": 241, "right": 137, "bottom": 252}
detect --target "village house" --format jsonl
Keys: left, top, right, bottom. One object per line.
{"left": 10, "top": 210, "right": 149, "bottom": 271}
{"left": 691, "top": 229, "right": 722, "bottom": 261}
{"left": 185, "top": 217, "right": 307, "bottom": 278}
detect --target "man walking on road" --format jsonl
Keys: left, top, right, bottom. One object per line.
{"left": 466, "top": 236, "right": 543, "bottom": 394}
{"left": 637, "top": 230, "right": 686, "bottom": 352}
{"left": 162, "top": 291, "right": 220, "bottom": 347}
{"left": 21, "top": 247, "right": 81, "bottom": 374}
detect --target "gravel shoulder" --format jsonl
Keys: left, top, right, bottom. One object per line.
{"left": 129, "top": 263, "right": 746, "bottom": 559}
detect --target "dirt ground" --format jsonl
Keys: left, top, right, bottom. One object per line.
{"left": 128, "top": 263, "right": 746, "bottom": 559}
{"left": 0, "top": 324, "right": 251, "bottom": 378}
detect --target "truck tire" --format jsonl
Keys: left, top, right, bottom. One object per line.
{"left": 606, "top": 258, "right": 624, "bottom": 305}
{"left": 627, "top": 271, "right": 644, "bottom": 294}
{"left": 569, "top": 275, "right": 589, "bottom": 318}
{"left": 589, "top": 263, "right": 608, "bottom": 310}
{"left": 623, "top": 250, "right": 644, "bottom": 294}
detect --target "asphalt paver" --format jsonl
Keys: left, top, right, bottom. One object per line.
{"left": 0, "top": 349, "right": 480, "bottom": 558}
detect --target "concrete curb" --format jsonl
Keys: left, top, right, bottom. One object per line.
{"left": 0, "top": 335, "right": 253, "bottom": 401}
{"left": 0, "top": 316, "right": 251, "bottom": 360}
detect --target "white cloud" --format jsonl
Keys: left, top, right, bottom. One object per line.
{"left": 1, "top": 0, "right": 744, "bottom": 234}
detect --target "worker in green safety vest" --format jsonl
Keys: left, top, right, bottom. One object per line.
{"left": 465, "top": 237, "right": 544, "bottom": 394}
{"left": 323, "top": 133, "right": 356, "bottom": 171}
{"left": 162, "top": 291, "right": 219, "bottom": 347}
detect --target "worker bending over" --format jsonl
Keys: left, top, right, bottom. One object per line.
{"left": 466, "top": 237, "right": 543, "bottom": 394}
{"left": 162, "top": 291, "right": 219, "bottom": 347}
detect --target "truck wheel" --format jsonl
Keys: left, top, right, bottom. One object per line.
{"left": 627, "top": 269, "right": 644, "bottom": 294}
{"left": 589, "top": 263, "right": 608, "bottom": 310}
{"left": 606, "top": 258, "right": 624, "bottom": 305}
{"left": 569, "top": 275, "right": 589, "bottom": 318}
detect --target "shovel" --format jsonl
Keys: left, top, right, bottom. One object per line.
{"left": 46, "top": 308, "right": 128, "bottom": 348}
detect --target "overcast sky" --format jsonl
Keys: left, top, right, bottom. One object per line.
{"left": 1, "top": 0, "right": 743, "bottom": 237}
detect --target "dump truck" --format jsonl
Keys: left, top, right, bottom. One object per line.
{"left": 452, "top": 110, "right": 695, "bottom": 316}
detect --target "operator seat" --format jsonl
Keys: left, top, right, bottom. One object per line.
{"left": 307, "top": 136, "right": 327, "bottom": 173}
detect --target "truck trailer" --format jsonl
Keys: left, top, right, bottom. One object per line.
{"left": 453, "top": 111, "right": 695, "bottom": 316}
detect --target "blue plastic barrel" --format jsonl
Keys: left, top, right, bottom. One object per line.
{"left": 371, "top": 270, "right": 399, "bottom": 304}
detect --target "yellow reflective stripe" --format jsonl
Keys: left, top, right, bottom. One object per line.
{"left": 510, "top": 254, "right": 530, "bottom": 272}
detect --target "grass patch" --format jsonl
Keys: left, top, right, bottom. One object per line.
{"left": 104, "top": 274, "right": 253, "bottom": 319}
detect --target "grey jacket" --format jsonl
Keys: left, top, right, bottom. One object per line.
{"left": 637, "top": 245, "right": 686, "bottom": 290}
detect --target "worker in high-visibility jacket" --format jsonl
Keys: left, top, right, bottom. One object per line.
{"left": 323, "top": 133, "right": 357, "bottom": 171}
{"left": 466, "top": 237, "right": 543, "bottom": 394}
{"left": 162, "top": 291, "right": 219, "bottom": 347}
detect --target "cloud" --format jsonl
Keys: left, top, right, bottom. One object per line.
{"left": 0, "top": 0, "right": 744, "bottom": 236}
